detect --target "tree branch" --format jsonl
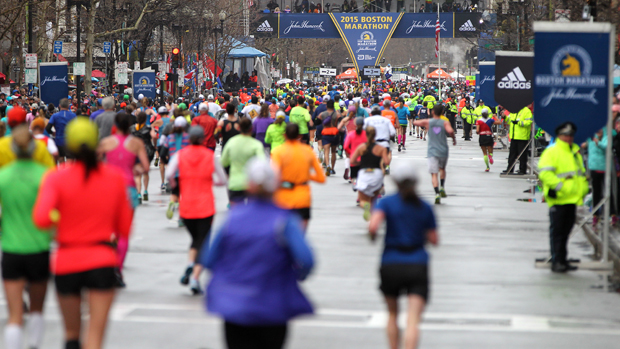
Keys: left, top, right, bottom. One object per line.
{"left": 94, "top": 0, "right": 155, "bottom": 38}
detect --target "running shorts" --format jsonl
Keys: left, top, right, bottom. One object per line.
{"left": 127, "top": 187, "right": 139, "bottom": 209}
{"left": 300, "top": 133, "right": 310, "bottom": 144}
{"left": 379, "top": 263, "right": 429, "bottom": 301}
{"left": 225, "top": 322, "right": 287, "bottom": 349}
{"left": 322, "top": 135, "right": 338, "bottom": 147}
{"left": 427, "top": 157, "right": 448, "bottom": 174}
{"left": 228, "top": 190, "right": 248, "bottom": 204}
{"left": 315, "top": 125, "right": 323, "bottom": 141}
{"left": 158, "top": 146, "right": 169, "bottom": 165}
{"left": 1, "top": 251, "right": 50, "bottom": 281}
{"left": 479, "top": 134, "right": 494, "bottom": 147}
{"left": 291, "top": 208, "right": 311, "bottom": 221}
{"left": 182, "top": 216, "right": 214, "bottom": 251}
{"left": 407, "top": 114, "right": 414, "bottom": 120}
{"left": 399, "top": 123, "right": 408, "bottom": 127}
{"left": 58, "top": 146, "right": 74, "bottom": 159}
{"left": 55, "top": 267, "right": 116, "bottom": 295}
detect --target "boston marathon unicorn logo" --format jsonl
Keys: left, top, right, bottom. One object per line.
{"left": 561, "top": 54, "right": 581, "bottom": 76}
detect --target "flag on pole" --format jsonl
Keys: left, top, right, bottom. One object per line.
{"left": 435, "top": 13, "right": 440, "bottom": 58}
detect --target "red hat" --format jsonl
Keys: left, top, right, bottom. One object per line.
{"left": 120, "top": 102, "right": 127, "bottom": 108}
{"left": 7, "top": 106, "right": 27, "bottom": 127}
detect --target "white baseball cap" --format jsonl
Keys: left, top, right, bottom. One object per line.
{"left": 207, "top": 94, "right": 214, "bottom": 100}
{"left": 198, "top": 103, "right": 209, "bottom": 111}
{"left": 198, "top": 94, "right": 205, "bottom": 99}
{"left": 390, "top": 162, "right": 419, "bottom": 183}
{"left": 174, "top": 116, "right": 187, "bottom": 127}
{"left": 138, "top": 94, "right": 144, "bottom": 100}
{"left": 246, "top": 158, "right": 278, "bottom": 193}
{"left": 157, "top": 106, "right": 168, "bottom": 114}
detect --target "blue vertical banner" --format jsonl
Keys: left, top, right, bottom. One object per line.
{"left": 329, "top": 13, "right": 403, "bottom": 78}
{"left": 132, "top": 71, "right": 157, "bottom": 100}
{"left": 533, "top": 22, "right": 614, "bottom": 143}
{"left": 477, "top": 62, "right": 497, "bottom": 107}
{"left": 39, "top": 62, "right": 68, "bottom": 107}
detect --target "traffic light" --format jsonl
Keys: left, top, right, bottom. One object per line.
{"left": 411, "top": 65, "right": 415, "bottom": 69}
{"left": 171, "top": 48, "right": 180, "bottom": 69}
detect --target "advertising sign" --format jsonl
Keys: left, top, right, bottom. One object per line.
{"left": 304, "top": 67, "right": 320, "bottom": 75}
{"left": 39, "top": 62, "right": 68, "bottom": 107}
{"left": 253, "top": 14, "right": 278, "bottom": 38}
{"left": 391, "top": 13, "right": 452, "bottom": 39}
{"left": 494, "top": 51, "right": 534, "bottom": 113}
{"left": 319, "top": 68, "right": 336, "bottom": 76}
{"left": 533, "top": 22, "right": 613, "bottom": 143}
{"left": 330, "top": 13, "right": 403, "bottom": 77}
{"left": 392, "top": 67, "right": 408, "bottom": 74}
{"left": 279, "top": 14, "right": 337, "bottom": 39}
{"left": 132, "top": 71, "right": 157, "bottom": 100}
{"left": 477, "top": 62, "right": 497, "bottom": 107}
{"left": 453, "top": 13, "right": 482, "bottom": 38}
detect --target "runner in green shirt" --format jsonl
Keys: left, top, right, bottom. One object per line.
{"left": 265, "top": 111, "right": 287, "bottom": 153}
{"left": 289, "top": 96, "right": 312, "bottom": 144}
{"left": 221, "top": 118, "right": 265, "bottom": 204}
{"left": 0, "top": 127, "right": 51, "bottom": 349}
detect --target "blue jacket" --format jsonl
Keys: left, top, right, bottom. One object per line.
{"left": 202, "top": 199, "right": 314, "bottom": 325}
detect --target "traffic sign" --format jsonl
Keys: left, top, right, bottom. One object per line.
{"left": 53, "top": 41, "right": 63, "bottom": 54}
{"left": 25, "top": 54, "right": 37, "bottom": 69}
{"left": 103, "top": 42, "right": 111, "bottom": 54}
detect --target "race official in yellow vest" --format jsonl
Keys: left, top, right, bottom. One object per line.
{"left": 459, "top": 100, "right": 476, "bottom": 141}
{"left": 538, "top": 122, "right": 588, "bottom": 273}
{"left": 503, "top": 106, "right": 533, "bottom": 174}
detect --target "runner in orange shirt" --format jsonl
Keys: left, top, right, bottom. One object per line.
{"left": 271, "top": 123, "right": 326, "bottom": 232}
{"left": 381, "top": 100, "right": 398, "bottom": 130}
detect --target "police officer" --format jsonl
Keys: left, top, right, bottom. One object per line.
{"left": 538, "top": 122, "right": 588, "bottom": 273}
{"left": 446, "top": 95, "right": 458, "bottom": 135}
{"left": 459, "top": 99, "right": 475, "bottom": 141}
{"left": 502, "top": 105, "right": 533, "bottom": 175}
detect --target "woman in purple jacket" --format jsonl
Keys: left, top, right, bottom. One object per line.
{"left": 252, "top": 104, "right": 274, "bottom": 152}
{"left": 201, "top": 159, "right": 314, "bottom": 349}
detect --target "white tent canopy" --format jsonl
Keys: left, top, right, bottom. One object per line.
{"left": 450, "top": 71, "right": 465, "bottom": 79}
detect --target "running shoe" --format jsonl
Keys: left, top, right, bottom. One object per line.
{"left": 180, "top": 266, "right": 193, "bottom": 285}
{"left": 330, "top": 168, "right": 336, "bottom": 175}
{"left": 137, "top": 195, "right": 142, "bottom": 205}
{"left": 363, "top": 202, "right": 371, "bottom": 221}
{"left": 485, "top": 168, "right": 490, "bottom": 172}
{"left": 398, "top": 144, "right": 402, "bottom": 152}
{"left": 343, "top": 168, "right": 350, "bottom": 180}
{"left": 154, "top": 157, "right": 160, "bottom": 167}
{"left": 435, "top": 195, "right": 441, "bottom": 205}
{"left": 178, "top": 219, "right": 185, "bottom": 228}
{"left": 384, "top": 166, "right": 390, "bottom": 175}
{"left": 402, "top": 145, "right": 406, "bottom": 151}
{"left": 439, "top": 188, "right": 447, "bottom": 198}
{"left": 409, "top": 131, "right": 412, "bottom": 136}
{"left": 489, "top": 155, "right": 494, "bottom": 165}
{"left": 325, "top": 167, "right": 331, "bottom": 177}
{"left": 190, "top": 278, "right": 203, "bottom": 295}
{"left": 143, "top": 191, "right": 149, "bottom": 201}
{"left": 160, "top": 183, "right": 166, "bottom": 191}
{"left": 423, "top": 137, "right": 426, "bottom": 141}
{"left": 166, "top": 202, "right": 176, "bottom": 220}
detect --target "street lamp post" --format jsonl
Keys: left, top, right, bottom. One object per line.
{"left": 213, "top": 11, "right": 226, "bottom": 91}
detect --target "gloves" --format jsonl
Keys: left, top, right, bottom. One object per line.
{"left": 511, "top": 120, "right": 518, "bottom": 125}
{"left": 548, "top": 189, "right": 557, "bottom": 199}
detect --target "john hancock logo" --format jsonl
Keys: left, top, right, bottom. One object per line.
{"left": 283, "top": 20, "right": 325, "bottom": 35}
{"left": 357, "top": 31, "right": 377, "bottom": 54}
{"left": 536, "top": 44, "right": 606, "bottom": 107}
{"left": 41, "top": 75, "right": 68, "bottom": 86}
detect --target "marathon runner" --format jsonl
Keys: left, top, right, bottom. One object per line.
{"left": 475, "top": 109, "right": 501, "bottom": 172}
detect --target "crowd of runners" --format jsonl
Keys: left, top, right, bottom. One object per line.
{"left": 0, "top": 78, "right": 523, "bottom": 349}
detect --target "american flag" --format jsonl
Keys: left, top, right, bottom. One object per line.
{"left": 435, "top": 13, "right": 440, "bottom": 58}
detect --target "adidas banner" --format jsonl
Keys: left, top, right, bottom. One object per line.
{"left": 252, "top": 14, "right": 278, "bottom": 38}
{"left": 454, "top": 13, "right": 481, "bottom": 38}
{"left": 494, "top": 51, "right": 534, "bottom": 113}
{"left": 533, "top": 22, "right": 614, "bottom": 143}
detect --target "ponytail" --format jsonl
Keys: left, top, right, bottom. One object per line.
{"left": 75, "top": 144, "right": 99, "bottom": 180}
{"left": 364, "top": 126, "right": 376, "bottom": 155}
{"left": 397, "top": 180, "right": 421, "bottom": 206}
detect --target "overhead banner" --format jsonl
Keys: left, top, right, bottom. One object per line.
{"left": 256, "top": 12, "right": 480, "bottom": 39}
{"left": 330, "top": 13, "right": 403, "bottom": 76}
{"left": 391, "top": 13, "right": 453, "bottom": 39}
{"left": 494, "top": 51, "right": 534, "bottom": 113}
{"left": 39, "top": 62, "right": 68, "bottom": 107}
{"left": 477, "top": 62, "right": 497, "bottom": 107}
{"left": 533, "top": 22, "right": 613, "bottom": 143}
{"left": 132, "top": 71, "right": 157, "bottom": 100}
{"left": 279, "top": 14, "right": 336, "bottom": 38}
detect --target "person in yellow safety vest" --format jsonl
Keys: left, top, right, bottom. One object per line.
{"left": 473, "top": 99, "right": 493, "bottom": 139}
{"left": 502, "top": 105, "right": 533, "bottom": 175}
{"left": 422, "top": 94, "right": 436, "bottom": 110}
{"left": 446, "top": 96, "right": 458, "bottom": 135}
{"left": 459, "top": 99, "right": 476, "bottom": 141}
{"left": 538, "top": 122, "right": 588, "bottom": 273}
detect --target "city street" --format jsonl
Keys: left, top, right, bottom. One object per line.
{"left": 2, "top": 134, "right": 620, "bottom": 349}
